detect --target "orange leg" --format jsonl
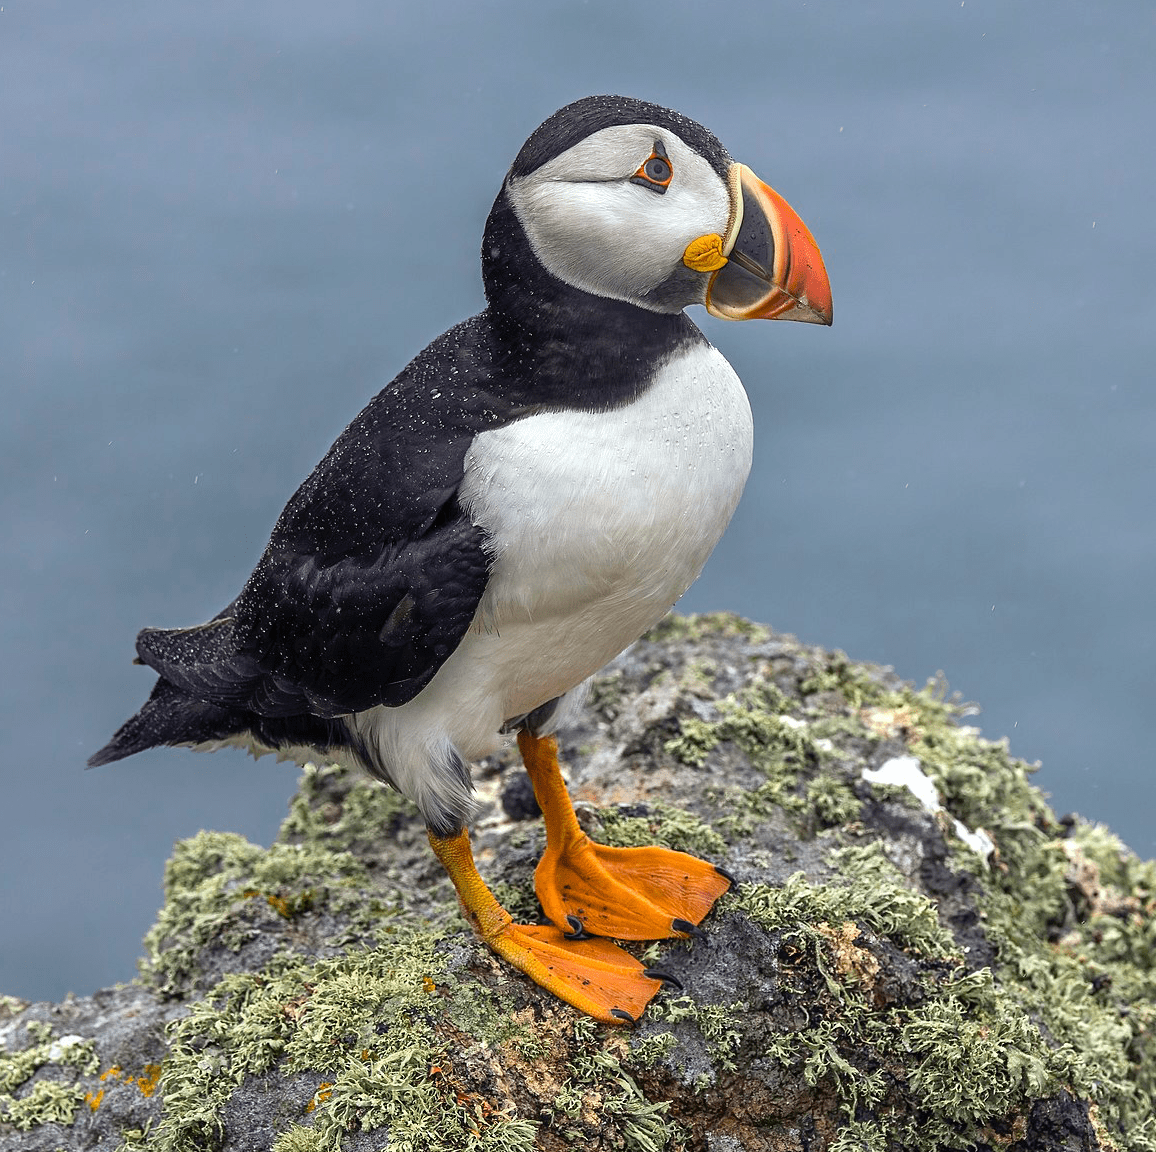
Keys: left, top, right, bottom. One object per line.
{"left": 427, "top": 827, "right": 664, "bottom": 1024}
{"left": 517, "top": 729, "right": 732, "bottom": 941}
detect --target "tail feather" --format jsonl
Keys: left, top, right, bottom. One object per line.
{"left": 134, "top": 617, "right": 325, "bottom": 719}
{"left": 87, "top": 677, "right": 244, "bottom": 767}
{"left": 88, "top": 673, "right": 365, "bottom": 769}
{"left": 136, "top": 616, "right": 262, "bottom": 708}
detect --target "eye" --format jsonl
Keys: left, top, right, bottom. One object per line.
{"left": 630, "top": 142, "right": 673, "bottom": 194}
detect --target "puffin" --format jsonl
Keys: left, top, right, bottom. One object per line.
{"left": 91, "top": 95, "right": 832, "bottom": 1024}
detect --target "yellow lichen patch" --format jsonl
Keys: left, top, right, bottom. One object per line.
{"left": 422, "top": 976, "right": 437, "bottom": 994}
{"left": 136, "top": 1064, "right": 163, "bottom": 1097}
{"left": 96, "top": 1062, "right": 164, "bottom": 1100}
{"left": 84, "top": 1088, "right": 105, "bottom": 1111}
{"left": 241, "top": 888, "right": 316, "bottom": 920}
{"left": 305, "top": 1081, "right": 333, "bottom": 1114}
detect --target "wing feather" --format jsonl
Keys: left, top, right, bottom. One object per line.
{"left": 132, "top": 317, "right": 505, "bottom": 719}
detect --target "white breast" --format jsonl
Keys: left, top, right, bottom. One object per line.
{"left": 350, "top": 340, "right": 752, "bottom": 823}
{"left": 458, "top": 338, "right": 752, "bottom": 690}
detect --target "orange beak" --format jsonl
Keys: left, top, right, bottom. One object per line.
{"left": 705, "top": 163, "right": 832, "bottom": 325}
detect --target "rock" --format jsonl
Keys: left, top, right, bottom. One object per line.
{"left": 3, "top": 613, "right": 1154, "bottom": 1151}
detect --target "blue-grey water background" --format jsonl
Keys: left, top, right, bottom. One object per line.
{"left": 3, "top": 0, "right": 1153, "bottom": 1002}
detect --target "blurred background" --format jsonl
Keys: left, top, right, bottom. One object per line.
{"left": 3, "top": 0, "right": 1153, "bottom": 1002}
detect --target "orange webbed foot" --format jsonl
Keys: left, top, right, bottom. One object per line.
{"left": 535, "top": 837, "right": 732, "bottom": 941}
{"left": 428, "top": 826, "right": 670, "bottom": 1024}
{"left": 489, "top": 923, "right": 667, "bottom": 1023}
{"left": 516, "top": 728, "right": 732, "bottom": 942}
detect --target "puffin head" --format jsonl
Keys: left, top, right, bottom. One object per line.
{"left": 489, "top": 95, "right": 832, "bottom": 325}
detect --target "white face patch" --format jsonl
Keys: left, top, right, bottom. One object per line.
{"left": 506, "top": 124, "right": 732, "bottom": 311}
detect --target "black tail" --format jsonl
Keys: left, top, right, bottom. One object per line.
{"left": 87, "top": 677, "right": 247, "bottom": 767}
{"left": 89, "top": 671, "right": 365, "bottom": 769}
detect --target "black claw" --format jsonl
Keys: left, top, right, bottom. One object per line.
{"left": 671, "top": 918, "right": 708, "bottom": 940}
{"left": 643, "top": 967, "right": 683, "bottom": 990}
{"left": 564, "top": 915, "right": 591, "bottom": 940}
{"left": 610, "top": 1008, "right": 637, "bottom": 1024}
{"left": 714, "top": 864, "right": 737, "bottom": 886}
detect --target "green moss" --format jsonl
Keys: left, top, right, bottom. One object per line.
{"left": 546, "top": 1036, "right": 681, "bottom": 1151}
{"left": 0, "top": 1022, "right": 99, "bottom": 1132}
{"left": 828, "top": 1120, "right": 889, "bottom": 1152}
{"left": 118, "top": 1124, "right": 154, "bottom": 1150}
{"left": 845, "top": 676, "right": 1156, "bottom": 1148}
{"left": 720, "top": 688, "right": 808, "bottom": 764}
{"left": 662, "top": 718, "right": 720, "bottom": 769}
{"left": 763, "top": 993, "right": 1064, "bottom": 1149}
{"left": 652, "top": 996, "right": 744, "bottom": 1076}
{"left": 271, "top": 1124, "right": 326, "bottom": 1152}
{"left": 151, "top": 930, "right": 540, "bottom": 1152}
{"left": 278, "top": 762, "right": 417, "bottom": 854}
{"left": 735, "top": 858, "right": 1085, "bottom": 1148}
{"left": 804, "top": 773, "right": 862, "bottom": 830}
{"left": 488, "top": 878, "right": 541, "bottom": 925}
{"left": 798, "top": 650, "right": 895, "bottom": 710}
{"left": 626, "top": 1031, "right": 679, "bottom": 1071}
{"left": 973, "top": 852, "right": 1156, "bottom": 1144}
{"left": 595, "top": 803, "right": 727, "bottom": 860}
{"left": 644, "top": 611, "right": 771, "bottom": 645}
{"left": 664, "top": 684, "right": 863, "bottom": 843}
{"left": 141, "top": 830, "right": 386, "bottom": 997}
{"left": 0, "top": 995, "right": 26, "bottom": 1019}
{"left": 2, "top": 1077, "right": 86, "bottom": 1131}
{"left": 735, "top": 844, "right": 957, "bottom": 961}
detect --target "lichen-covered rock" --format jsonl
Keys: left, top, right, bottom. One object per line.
{"left": 3, "top": 614, "right": 1154, "bottom": 1151}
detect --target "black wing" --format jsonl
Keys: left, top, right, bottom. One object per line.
{"left": 135, "top": 316, "right": 513, "bottom": 719}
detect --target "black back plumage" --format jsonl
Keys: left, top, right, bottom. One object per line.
{"left": 90, "top": 96, "right": 711, "bottom": 769}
